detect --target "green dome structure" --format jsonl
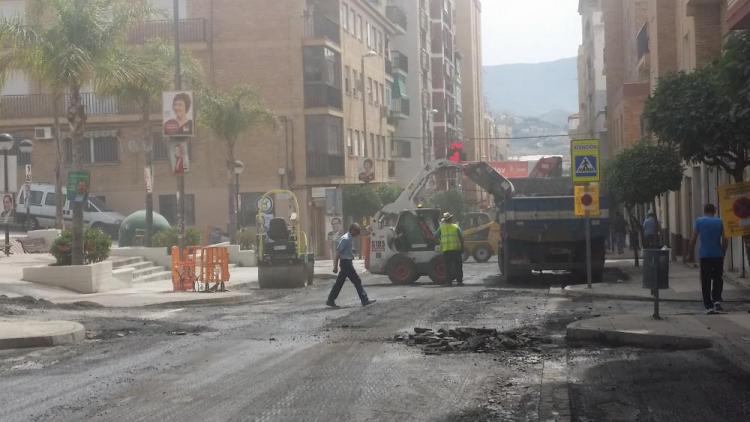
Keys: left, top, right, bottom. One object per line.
{"left": 118, "top": 210, "right": 171, "bottom": 247}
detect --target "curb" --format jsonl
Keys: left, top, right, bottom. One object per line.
{"left": 0, "top": 320, "right": 85, "bottom": 350}
{"left": 566, "top": 324, "right": 713, "bottom": 350}
{"left": 558, "top": 287, "right": 700, "bottom": 303}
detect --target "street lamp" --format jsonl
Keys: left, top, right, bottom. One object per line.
{"left": 0, "top": 133, "right": 14, "bottom": 256}
{"left": 361, "top": 50, "right": 378, "bottom": 159}
{"left": 233, "top": 160, "right": 244, "bottom": 238}
{"left": 18, "top": 139, "right": 32, "bottom": 232}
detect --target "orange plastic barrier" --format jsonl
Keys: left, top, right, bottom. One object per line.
{"left": 171, "top": 246, "right": 197, "bottom": 292}
{"left": 171, "top": 246, "right": 230, "bottom": 292}
{"left": 198, "top": 246, "right": 231, "bottom": 292}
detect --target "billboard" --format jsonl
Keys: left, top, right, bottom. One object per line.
{"left": 490, "top": 161, "right": 530, "bottom": 179}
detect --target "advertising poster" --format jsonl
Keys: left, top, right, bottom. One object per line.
{"left": 490, "top": 161, "right": 530, "bottom": 179}
{"left": 162, "top": 91, "right": 195, "bottom": 137}
{"left": 169, "top": 141, "right": 190, "bottom": 174}
{"left": 67, "top": 170, "right": 91, "bottom": 204}
{"left": 358, "top": 158, "right": 375, "bottom": 183}
{"left": 718, "top": 182, "right": 750, "bottom": 237}
{"left": 1, "top": 192, "right": 14, "bottom": 224}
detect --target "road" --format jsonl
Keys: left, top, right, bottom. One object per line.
{"left": 1, "top": 259, "right": 749, "bottom": 422}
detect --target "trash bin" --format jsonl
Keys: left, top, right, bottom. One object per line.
{"left": 642, "top": 249, "right": 669, "bottom": 289}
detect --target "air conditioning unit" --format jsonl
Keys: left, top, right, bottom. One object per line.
{"left": 34, "top": 127, "right": 53, "bottom": 140}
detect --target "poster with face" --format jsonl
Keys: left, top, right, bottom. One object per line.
{"left": 169, "top": 141, "right": 190, "bottom": 174}
{"left": 358, "top": 158, "right": 375, "bottom": 183}
{"left": 1, "top": 193, "right": 15, "bottom": 223}
{"left": 163, "top": 91, "right": 195, "bottom": 137}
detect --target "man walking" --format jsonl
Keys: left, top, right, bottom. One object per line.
{"left": 642, "top": 212, "right": 660, "bottom": 249}
{"left": 689, "top": 204, "right": 728, "bottom": 314}
{"left": 327, "top": 223, "right": 376, "bottom": 308}
{"left": 434, "top": 213, "right": 464, "bottom": 285}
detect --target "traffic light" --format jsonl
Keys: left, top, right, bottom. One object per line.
{"left": 448, "top": 142, "right": 467, "bottom": 163}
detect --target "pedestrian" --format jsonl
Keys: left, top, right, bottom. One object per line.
{"left": 689, "top": 204, "right": 728, "bottom": 314}
{"left": 327, "top": 223, "right": 376, "bottom": 308}
{"left": 642, "top": 212, "right": 660, "bottom": 249}
{"left": 434, "top": 212, "right": 464, "bottom": 285}
{"left": 612, "top": 212, "right": 627, "bottom": 254}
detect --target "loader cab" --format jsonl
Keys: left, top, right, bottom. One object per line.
{"left": 393, "top": 208, "right": 441, "bottom": 253}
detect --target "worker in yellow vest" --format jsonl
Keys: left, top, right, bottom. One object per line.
{"left": 434, "top": 212, "right": 464, "bottom": 285}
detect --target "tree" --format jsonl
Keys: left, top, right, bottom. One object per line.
{"left": 604, "top": 142, "right": 684, "bottom": 265}
{"left": 0, "top": 0, "right": 154, "bottom": 264}
{"left": 644, "top": 30, "right": 750, "bottom": 257}
{"left": 97, "top": 40, "right": 201, "bottom": 246}
{"left": 426, "top": 190, "right": 467, "bottom": 222}
{"left": 342, "top": 184, "right": 404, "bottom": 223}
{"left": 200, "top": 86, "right": 275, "bottom": 242}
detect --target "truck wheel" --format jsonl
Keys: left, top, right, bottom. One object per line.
{"left": 473, "top": 245, "right": 492, "bottom": 263}
{"left": 428, "top": 255, "right": 449, "bottom": 284}
{"left": 387, "top": 255, "right": 417, "bottom": 285}
{"left": 24, "top": 217, "right": 39, "bottom": 231}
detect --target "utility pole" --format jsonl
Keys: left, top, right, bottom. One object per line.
{"left": 173, "top": 0, "right": 186, "bottom": 251}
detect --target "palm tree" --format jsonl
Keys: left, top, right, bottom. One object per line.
{"left": 0, "top": 0, "right": 154, "bottom": 264}
{"left": 200, "top": 86, "right": 276, "bottom": 242}
{"left": 97, "top": 40, "right": 201, "bottom": 246}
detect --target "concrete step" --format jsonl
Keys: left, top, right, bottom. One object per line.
{"left": 133, "top": 271, "right": 173, "bottom": 283}
{"left": 111, "top": 256, "right": 144, "bottom": 269}
{"left": 132, "top": 266, "right": 166, "bottom": 278}
{"left": 122, "top": 261, "right": 153, "bottom": 271}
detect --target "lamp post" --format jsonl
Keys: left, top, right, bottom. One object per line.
{"left": 172, "top": 0, "right": 186, "bottom": 252}
{"left": 18, "top": 139, "right": 32, "bottom": 232}
{"left": 0, "top": 133, "right": 14, "bottom": 256}
{"left": 361, "top": 50, "right": 378, "bottom": 158}
{"left": 233, "top": 160, "right": 244, "bottom": 240}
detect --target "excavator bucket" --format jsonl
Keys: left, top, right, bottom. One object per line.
{"left": 463, "top": 162, "right": 515, "bottom": 205}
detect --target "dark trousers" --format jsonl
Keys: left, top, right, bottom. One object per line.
{"left": 328, "top": 259, "right": 369, "bottom": 304}
{"left": 700, "top": 257, "right": 724, "bottom": 309}
{"left": 444, "top": 251, "right": 464, "bottom": 283}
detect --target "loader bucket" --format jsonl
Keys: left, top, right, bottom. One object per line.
{"left": 463, "top": 162, "right": 515, "bottom": 205}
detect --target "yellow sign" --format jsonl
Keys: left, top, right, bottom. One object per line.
{"left": 718, "top": 182, "right": 750, "bottom": 237}
{"left": 571, "top": 139, "right": 600, "bottom": 183}
{"left": 575, "top": 184, "right": 600, "bottom": 217}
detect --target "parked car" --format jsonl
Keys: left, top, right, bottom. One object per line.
{"left": 15, "top": 183, "right": 125, "bottom": 237}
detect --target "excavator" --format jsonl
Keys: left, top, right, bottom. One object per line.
{"left": 366, "top": 160, "right": 514, "bottom": 284}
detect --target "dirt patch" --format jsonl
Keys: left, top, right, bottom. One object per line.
{"left": 394, "top": 326, "right": 552, "bottom": 355}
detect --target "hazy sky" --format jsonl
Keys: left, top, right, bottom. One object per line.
{"left": 481, "top": 0, "right": 582, "bottom": 66}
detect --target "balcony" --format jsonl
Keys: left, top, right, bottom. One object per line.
{"left": 389, "top": 97, "right": 410, "bottom": 122}
{"left": 128, "top": 18, "right": 208, "bottom": 44}
{"left": 391, "top": 50, "right": 409, "bottom": 75}
{"left": 303, "top": 12, "right": 340, "bottom": 45}
{"left": 0, "top": 93, "right": 142, "bottom": 120}
{"left": 304, "top": 83, "right": 343, "bottom": 109}
{"left": 386, "top": 5, "right": 408, "bottom": 32}
{"left": 636, "top": 23, "right": 650, "bottom": 78}
{"left": 420, "top": 48, "right": 430, "bottom": 71}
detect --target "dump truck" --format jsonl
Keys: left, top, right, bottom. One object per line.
{"left": 495, "top": 178, "right": 609, "bottom": 283}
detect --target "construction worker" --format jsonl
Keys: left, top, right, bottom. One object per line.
{"left": 434, "top": 212, "right": 464, "bottom": 285}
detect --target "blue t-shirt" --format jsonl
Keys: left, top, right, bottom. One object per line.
{"left": 694, "top": 216, "right": 724, "bottom": 259}
{"left": 336, "top": 232, "right": 355, "bottom": 260}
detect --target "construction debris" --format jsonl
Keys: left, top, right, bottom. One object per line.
{"left": 393, "top": 327, "right": 549, "bottom": 355}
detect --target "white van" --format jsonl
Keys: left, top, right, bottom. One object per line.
{"left": 15, "top": 183, "right": 125, "bottom": 237}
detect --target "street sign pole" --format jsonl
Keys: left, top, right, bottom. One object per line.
{"left": 173, "top": 0, "right": 185, "bottom": 253}
{"left": 585, "top": 213, "right": 592, "bottom": 289}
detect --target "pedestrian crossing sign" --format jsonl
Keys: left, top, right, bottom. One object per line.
{"left": 571, "top": 139, "right": 600, "bottom": 183}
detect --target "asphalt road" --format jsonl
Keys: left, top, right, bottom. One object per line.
{"left": 1, "top": 259, "right": 749, "bottom": 421}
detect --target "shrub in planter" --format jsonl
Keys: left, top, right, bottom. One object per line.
{"left": 153, "top": 228, "right": 202, "bottom": 250}
{"left": 50, "top": 228, "right": 112, "bottom": 265}
{"left": 236, "top": 228, "right": 256, "bottom": 250}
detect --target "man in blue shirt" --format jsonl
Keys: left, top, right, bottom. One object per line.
{"left": 327, "top": 223, "right": 376, "bottom": 308}
{"left": 642, "top": 212, "right": 660, "bottom": 248}
{"left": 689, "top": 204, "right": 728, "bottom": 313}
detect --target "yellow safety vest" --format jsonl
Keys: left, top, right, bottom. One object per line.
{"left": 439, "top": 223, "right": 462, "bottom": 252}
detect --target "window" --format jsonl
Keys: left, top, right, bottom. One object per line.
{"left": 158, "top": 194, "right": 195, "bottom": 225}
{"left": 376, "top": 135, "right": 381, "bottom": 159}
{"left": 348, "top": 6, "right": 354, "bottom": 35}
{"left": 342, "top": 3, "right": 349, "bottom": 32}
{"left": 370, "top": 133, "right": 375, "bottom": 159}
{"left": 352, "top": 69, "right": 359, "bottom": 98}
{"left": 357, "top": 15, "right": 363, "bottom": 41}
{"left": 306, "top": 115, "right": 344, "bottom": 177}
{"left": 344, "top": 65, "right": 351, "bottom": 95}
{"left": 347, "top": 128, "right": 354, "bottom": 156}
{"left": 354, "top": 130, "right": 361, "bottom": 156}
{"left": 366, "top": 21, "right": 371, "bottom": 48}
{"left": 63, "top": 130, "right": 119, "bottom": 164}
{"left": 44, "top": 193, "right": 58, "bottom": 206}
{"left": 377, "top": 30, "right": 383, "bottom": 55}
{"left": 368, "top": 77, "right": 373, "bottom": 104}
{"left": 379, "top": 82, "right": 385, "bottom": 106}
{"left": 303, "top": 46, "right": 342, "bottom": 109}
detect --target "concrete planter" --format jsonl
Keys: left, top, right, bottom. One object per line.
{"left": 22, "top": 261, "right": 132, "bottom": 294}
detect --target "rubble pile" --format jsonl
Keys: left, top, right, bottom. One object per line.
{"left": 393, "top": 327, "right": 546, "bottom": 355}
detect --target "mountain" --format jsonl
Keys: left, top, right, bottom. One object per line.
{"left": 483, "top": 57, "right": 578, "bottom": 120}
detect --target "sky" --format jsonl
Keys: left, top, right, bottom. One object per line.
{"left": 481, "top": 0, "right": 582, "bottom": 66}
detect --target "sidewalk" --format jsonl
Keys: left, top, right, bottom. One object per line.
{"left": 560, "top": 259, "right": 750, "bottom": 303}
{"left": 567, "top": 313, "right": 750, "bottom": 373}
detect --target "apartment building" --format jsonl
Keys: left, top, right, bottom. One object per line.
{"left": 389, "top": 0, "right": 432, "bottom": 186}
{"left": 0, "top": 0, "right": 407, "bottom": 256}
{"left": 576, "top": 0, "right": 608, "bottom": 156}
{"left": 602, "top": 0, "right": 650, "bottom": 157}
